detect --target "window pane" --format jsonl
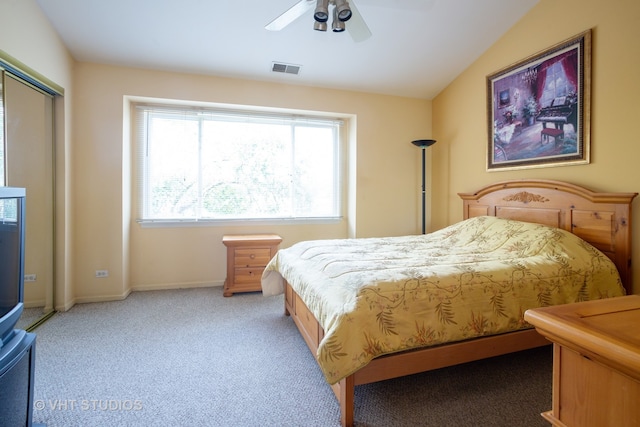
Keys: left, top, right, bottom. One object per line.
{"left": 147, "top": 115, "right": 199, "bottom": 219}
{"left": 137, "top": 105, "right": 342, "bottom": 222}
{"left": 293, "top": 126, "right": 337, "bottom": 217}
{"left": 200, "top": 120, "right": 291, "bottom": 218}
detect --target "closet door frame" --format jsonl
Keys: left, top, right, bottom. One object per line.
{"left": 0, "top": 51, "right": 63, "bottom": 329}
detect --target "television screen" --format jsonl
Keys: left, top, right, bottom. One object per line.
{"left": 0, "top": 198, "right": 21, "bottom": 318}
{"left": 0, "top": 197, "right": 21, "bottom": 318}
{"left": 0, "top": 188, "right": 25, "bottom": 343}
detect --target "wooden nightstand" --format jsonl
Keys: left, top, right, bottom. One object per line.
{"left": 524, "top": 296, "right": 640, "bottom": 427}
{"left": 222, "top": 234, "right": 282, "bottom": 297}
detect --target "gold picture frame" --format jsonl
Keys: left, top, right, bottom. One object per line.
{"left": 487, "top": 30, "right": 591, "bottom": 171}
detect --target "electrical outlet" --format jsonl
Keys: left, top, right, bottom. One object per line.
{"left": 24, "top": 274, "right": 37, "bottom": 282}
{"left": 95, "top": 270, "right": 109, "bottom": 278}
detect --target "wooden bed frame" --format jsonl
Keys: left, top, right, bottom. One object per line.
{"left": 282, "top": 179, "right": 637, "bottom": 427}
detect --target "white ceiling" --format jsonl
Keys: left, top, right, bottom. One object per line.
{"left": 35, "top": 0, "right": 538, "bottom": 99}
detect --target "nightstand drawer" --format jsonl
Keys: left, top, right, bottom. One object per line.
{"left": 234, "top": 267, "right": 266, "bottom": 283}
{"left": 235, "top": 248, "right": 271, "bottom": 267}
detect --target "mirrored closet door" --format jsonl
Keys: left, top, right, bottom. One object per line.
{"left": 0, "top": 70, "right": 55, "bottom": 330}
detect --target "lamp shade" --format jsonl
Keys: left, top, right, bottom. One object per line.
{"left": 411, "top": 139, "right": 436, "bottom": 148}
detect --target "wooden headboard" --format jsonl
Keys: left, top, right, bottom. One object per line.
{"left": 458, "top": 179, "right": 637, "bottom": 294}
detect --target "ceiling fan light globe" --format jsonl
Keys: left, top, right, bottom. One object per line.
{"left": 314, "top": 21, "right": 328, "bottom": 31}
{"left": 314, "top": 12, "right": 329, "bottom": 22}
{"left": 314, "top": 0, "right": 329, "bottom": 22}
{"left": 332, "top": 12, "right": 346, "bottom": 32}
{"left": 337, "top": 9, "right": 352, "bottom": 21}
{"left": 338, "top": 10, "right": 353, "bottom": 22}
{"left": 335, "top": 0, "right": 352, "bottom": 21}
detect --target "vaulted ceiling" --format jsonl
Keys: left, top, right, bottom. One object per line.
{"left": 36, "top": 0, "right": 538, "bottom": 99}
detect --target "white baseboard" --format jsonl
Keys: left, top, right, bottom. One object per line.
{"left": 131, "top": 280, "right": 224, "bottom": 292}
{"left": 54, "top": 281, "right": 225, "bottom": 312}
{"left": 72, "top": 288, "right": 132, "bottom": 305}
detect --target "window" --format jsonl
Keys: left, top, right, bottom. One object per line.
{"left": 135, "top": 104, "right": 344, "bottom": 223}
{"left": 540, "top": 61, "right": 574, "bottom": 108}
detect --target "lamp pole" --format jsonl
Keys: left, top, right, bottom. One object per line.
{"left": 411, "top": 139, "right": 436, "bottom": 234}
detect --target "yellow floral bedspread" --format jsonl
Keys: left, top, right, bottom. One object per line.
{"left": 261, "top": 216, "right": 625, "bottom": 384}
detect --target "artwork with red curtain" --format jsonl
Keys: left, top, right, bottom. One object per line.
{"left": 486, "top": 30, "right": 589, "bottom": 171}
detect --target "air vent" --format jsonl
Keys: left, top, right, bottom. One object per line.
{"left": 272, "top": 62, "right": 301, "bottom": 75}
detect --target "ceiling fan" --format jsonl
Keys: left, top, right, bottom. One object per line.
{"left": 265, "top": 0, "right": 373, "bottom": 43}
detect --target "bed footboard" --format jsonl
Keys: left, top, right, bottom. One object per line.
{"left": 283, "top": 281, "right": 549, "bottom": 427}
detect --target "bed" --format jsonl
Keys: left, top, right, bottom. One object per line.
{"left": 261, "top": 179, "right": 637, "bottom": 427}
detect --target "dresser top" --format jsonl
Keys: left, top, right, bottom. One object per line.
{"left": 525, "top": 295, "right": 640, "bottom": 380}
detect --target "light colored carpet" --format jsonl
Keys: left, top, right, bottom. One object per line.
{"left": 16, "top": 307, "right": 46, "bottom": 331}
{"left": 31, "top": 287, "right": 552, "bottom": 426}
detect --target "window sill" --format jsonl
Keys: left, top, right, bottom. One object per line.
{"left": 136, "top": 217, "right": 343, "bottom": 228}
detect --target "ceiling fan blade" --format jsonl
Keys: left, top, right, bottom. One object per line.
{"left": 346, "top": 1, "right": 372, "bottom": 43}
{"left": 265, "top": 0, "right": 315, "bottom": 31}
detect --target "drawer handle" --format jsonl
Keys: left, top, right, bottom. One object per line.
{"left": 250, "top": 254, "right": 256, "bottom": 259}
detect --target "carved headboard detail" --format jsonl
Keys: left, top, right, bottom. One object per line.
{"left": 459, "top": 179, "right": 638, "bottom": 294}
{"left": 502, "top": 191, "right": 550, "bottom": 204}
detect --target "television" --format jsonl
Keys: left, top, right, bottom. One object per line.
{"left": 0, "top": 329, "right": 37, "bottom": 426}
{"left": 0, "top": 187, "right": 26, "bottom": 344}
{"left": 0, "top": 187, "right": 42, "bottom": 426}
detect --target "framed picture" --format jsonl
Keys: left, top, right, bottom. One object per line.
{"left": 487, "top": 30, "right": 591, "bottom": 171}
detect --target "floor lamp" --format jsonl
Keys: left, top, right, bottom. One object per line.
{"left": 411, "top": 139, "right": 436, "bottom": 234}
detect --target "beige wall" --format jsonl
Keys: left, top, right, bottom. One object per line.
{"left": 1, "top": 0, "right": 432, "bottom": 307}
{"left": 0, "top": 0, "right": 75, "bottom": 310}
{"left": 72, "top": 64, "right": 431, "bottom": 301}
{"left": 14, "top": 0, "right": 635, "bottom": 304}
{"left": 432, "top": 0, "right": 640, "bottom": 293}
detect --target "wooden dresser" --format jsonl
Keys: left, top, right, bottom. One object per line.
{"left": 524, "top": 295, "right": 640, "bottom": 427}
{"left": 222, "top": 234, "right": 282, "bottom": 297}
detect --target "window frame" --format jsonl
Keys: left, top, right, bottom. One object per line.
{"left": 133, "top": 101, "right": 347, "bottom": 227}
